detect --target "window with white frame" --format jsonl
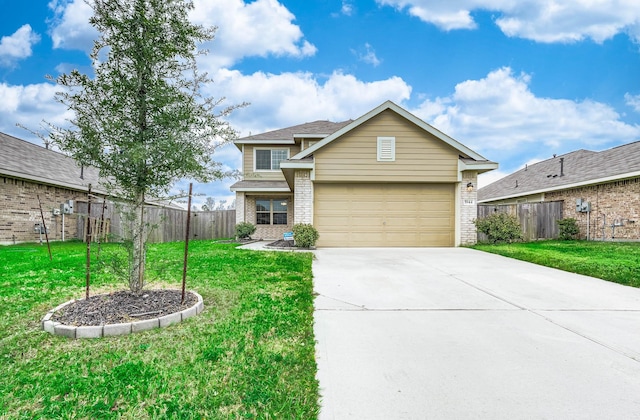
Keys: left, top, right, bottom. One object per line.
{"left": 377, "top": 137, "right": 395, "bottom": 161}
{"left": 256, "top": 199, "right": 288, "bottom": 225}
{"left": 255, "top": 148, "right": 289, "bottom": 171}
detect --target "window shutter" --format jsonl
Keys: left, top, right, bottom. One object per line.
{"left": 377, "top": 137, "right": 395, "bottom": 161}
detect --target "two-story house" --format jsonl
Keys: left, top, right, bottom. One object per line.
{"left": 230, "top": 101, "right": 498, "bottom": 247}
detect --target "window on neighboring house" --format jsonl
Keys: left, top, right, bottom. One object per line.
{"left": 377, "top": 137, "right": 395, "bottom": 161}
{"left": 255, "top": 149, "right": 288, "bottom": 171}
{"left": 256, "top": 199, "right": 288, "bottom": 225}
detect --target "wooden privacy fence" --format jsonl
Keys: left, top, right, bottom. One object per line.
{"left": 76, "top": 200, "right": 235, "bottom": 243}
{"left": 477, "top": 201, "right": 563, "bottom": 241}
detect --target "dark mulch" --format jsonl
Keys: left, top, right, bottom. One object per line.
{"left": 266, "top": 239, "right": 297, "bottom": 248}
{"left": 51, "top": 289, "right": 198, "bottom": 326}
{"left": 266, "top": 240, "right": 315, "bottom": 250}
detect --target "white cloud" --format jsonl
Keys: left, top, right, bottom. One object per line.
{"left": 413, "top": 67, "right": 640, "bottom": 156}
{"left": 48, "top": 0, "right": 317, "bottom": 68}
{"left": 210, "top": 69, "right": 411, "bottom": 135}
{"left": 341, "top": 1, "right": 354, "bottom": 16}
{"left": 625, "top": 93, "right": 640, "bottom": 112}
{"left": 0, "top": 25, "right": 41, "bottom": 63}
{"left": 191, "top": 0, "right": 316, "bottom": 68}
{"left": 0, "top": 82, "right": 73, "bottom": 144}
{"left": 377, "top": 0, "right": 640, "bottom": 43}
{"left": 353, "top": 43, "right": 382, "bottom": 67}
{"left": 48, "top": 0, "right": 97, "bottom": 51}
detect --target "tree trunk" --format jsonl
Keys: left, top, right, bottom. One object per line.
{"left": 130, "top": 192, "right": 146, "bottom": 293}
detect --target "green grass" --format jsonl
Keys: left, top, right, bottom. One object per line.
{"left": 471, "top": 240, "right": 640, "bottom": 288}
{"left": 0, "top": 241, "right": 318, "bottom": 419}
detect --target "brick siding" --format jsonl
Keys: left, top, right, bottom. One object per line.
{"left": 294, "top": 170, "right": 313, "bottom": 224}
{"left": 460, "top": 171, "right": 478, "bottom": 245}
{"left": 545, "top": 177, "right": 640, "bottom": 240}
{"left": 235, "top": 192, "right": 245, "bottom": 224}
{"left": 245, "top": 195, "right": 294, "bottom": 240}
{"left": 0, "top": 176, "right": 89, "bottom": 244}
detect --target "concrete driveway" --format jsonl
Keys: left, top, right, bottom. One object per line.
{"left": 313, "top": 248, "right": 640, "bottom": 419}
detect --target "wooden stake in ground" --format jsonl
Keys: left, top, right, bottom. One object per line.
{"left": 36, "top": 194, "right": 52, "bottom": 261}
{"left": 85, "top": 184, "right": 92, "bottom": 299}
{"left": 181, "top": 183, "right": 193, "bottom": 304}
{"left": 96, "top": 198, "right": 107, "bottom": 260}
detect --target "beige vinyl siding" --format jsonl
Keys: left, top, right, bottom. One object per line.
{"left": 243, "top": 144, "right": 300, "bottom": 181}
{"left": 301, "top": 139, "right": 319, "bottom": 150}
{"left": 313, "top": 110, "right": 459, "bottom": 182}
{"left": 314, "top": 183, "right": 455, "bottom": 247}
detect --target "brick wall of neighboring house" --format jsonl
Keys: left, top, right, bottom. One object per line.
{"left": 460, "top": 171, "right": 478, "bottom": 245}
{"left": 245, "top": 195, "right": 294, "bottom": 240}
{"left": 545, "top": 177, "right": 640, "bottom": 240}
{"left": 294, "top": 170, "right": 313, "bottom": 224}
{"left": 0, "top": 176, "right": 88, "bottom": 244}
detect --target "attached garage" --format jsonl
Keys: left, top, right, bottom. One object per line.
{"left": 314, "top": 183, "right": 455, "bottom": 247}
{"left": 234, "top": 101, "right": 498, "bottom": 247}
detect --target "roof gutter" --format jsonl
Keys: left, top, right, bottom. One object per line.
{"left": 1, "top": 168, "right": 106, "bottom": 195}
{"left": 292, "top": 134, "right": 328, "bottom": 139}
{"left": 233, "top": 139, "right": 295, "bottom": 145}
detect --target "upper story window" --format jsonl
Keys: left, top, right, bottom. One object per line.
{"left": 255, "top": 148, "right": 289, "bottom": 171}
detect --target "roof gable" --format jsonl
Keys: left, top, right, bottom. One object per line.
{"left": 291, "top": 100, "right": 490, "bottom": 162}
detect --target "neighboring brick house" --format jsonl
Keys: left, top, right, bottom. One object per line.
{"left": 0, "top": 131, "right": 106, "bottom": 244}
{"left": 230, "top": 101, "right": 498, "bottom": 247}
{"left": 478, "top": 142, "right": 640, "bottom": 240}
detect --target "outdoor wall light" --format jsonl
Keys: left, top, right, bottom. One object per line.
{"left": 466, "top": 182, "right": 474, "bottom": 192}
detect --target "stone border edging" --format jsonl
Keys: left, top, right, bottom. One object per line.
{"left": 41, "top": 291, "right": 204, "bottom": 339}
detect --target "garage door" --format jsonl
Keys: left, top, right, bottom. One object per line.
{"left": 314, "top": 183, "right": 455, "bottom": 247}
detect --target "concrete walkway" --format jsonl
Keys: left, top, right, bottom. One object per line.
{"left": 313, "top": 248, "right": 640, "bottom": 419}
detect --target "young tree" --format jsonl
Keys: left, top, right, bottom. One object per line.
{"left": 49, "top": 0, "right": 240, "bottom": 293}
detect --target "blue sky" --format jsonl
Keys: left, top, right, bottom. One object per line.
{"left": 1, "top": 0, "right": 640, "bottom": 208}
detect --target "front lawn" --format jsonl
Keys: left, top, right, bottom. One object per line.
{"left": 472, "top": 240, "right": 640, "bottom": 288}
{"left": 0, "top": 241, "right": 318, "bottom": 419}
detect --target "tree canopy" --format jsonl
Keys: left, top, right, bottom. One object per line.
{"left": 49, "top": 0, "right": 241, "bottom": 292}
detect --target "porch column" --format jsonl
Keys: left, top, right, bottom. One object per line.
{"left": 460, "top": 171, "right": 478, "bottom": 245}
{"left": 294, "top": 170, "right": 313, "bottom": 224}
{"left": 235, "top": 192, "right": 245, "bottom": 224}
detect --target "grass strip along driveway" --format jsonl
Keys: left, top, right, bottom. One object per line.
{"left": 472, "top": 240, "right": 640, "bottom": 288}
{"left": 0, "top": 241, "right": 318, "bottom": 419}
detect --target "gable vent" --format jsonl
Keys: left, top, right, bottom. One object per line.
{"left": 377, "top": 137, "right": 395, "bottom": 162}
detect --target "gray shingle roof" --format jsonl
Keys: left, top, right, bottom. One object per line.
{"left": 238, "top": 120, "right": 353, "bottom": 141}
{"left": 478, "top": 141, "right": 640, "bottom": 202}
{"left": 0, "top": 131, "right": 102, "bottom": 192}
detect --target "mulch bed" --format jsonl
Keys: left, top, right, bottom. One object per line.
{"left": 266, "top": 239, "right": 297, "bottom": 248}
{"left": 265, "top": 240, "right": 315, "bottom": 250}
{"left": 51, "top": 289, "right": 198, "bottom": 326}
